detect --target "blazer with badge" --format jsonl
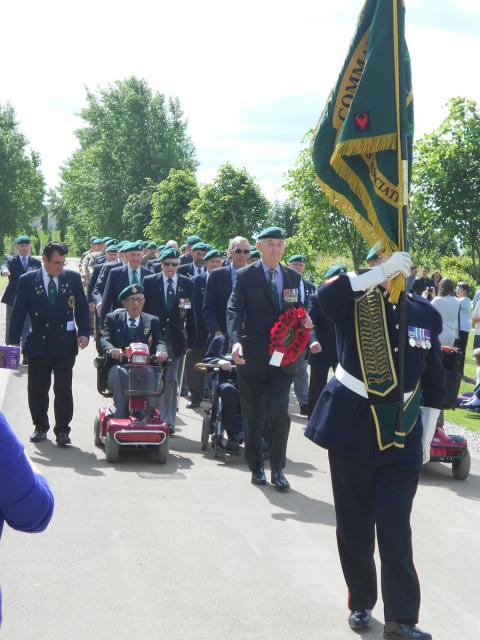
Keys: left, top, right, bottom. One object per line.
{"left": 1, "top": 255, "right": 41, "bottom": 306}
{"left": 178, "top": 263, "right": 204, "bottom": 279}
{"left": 203, "top": 265, "right": 233, "bottom": 337}
{"left": 9, "top": 269, "right": 90, "bottom": 358}
{"left": 100, "top": 309, "right": 165, "bottom": 355}
{"left": 90, "top": 260, "right": 122, "bottom": 304}
{"left": 100, "top": 265, "right": 152, "bottom": 325}
{"left": 142, "top": 273, "right": 197, "bottom": 358}
{"left": 305, "top": 275, "right": 446, "bottom": 467}
{"left": 227, "top": 261, "right": 303, "bottom": 378}
{"left": 191, "top": 271, "right": 209, "bottom": 348}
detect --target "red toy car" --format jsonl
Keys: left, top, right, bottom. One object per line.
{"left": 94, "top": 342, "right": 169, "bottom": 464}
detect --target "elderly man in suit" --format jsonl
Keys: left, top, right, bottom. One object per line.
{"left": 228, "top": 226, "right": 312, "bottom": 490}
{"left": 143, "top": 247, "right": 196, "bottom": 434}
{"left": 178, "top": 242, "right": 209, "bottom": 278}
{"left": 100, "top": 284, "right": 168, "bottom": 418}
{"left": 9, "top": 241, "right": 90, "bottom": 446}
{"left": 180, "top": 235, "right": 202, "bottom": 266}
{"left": 1, "top": 235, "right": 41, "bottom": 357}
{"left": 99, "top": 241, "right": 152, "bottom": 326}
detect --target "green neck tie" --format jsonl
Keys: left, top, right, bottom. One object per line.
{"left": 128, "top": 317, "right": 137, "bottom": 338}
{"left": 166, "top": 278, "right": 175, "bottom": 313}
{"left": 48, "top": 275, "right": 57, "bottom": 306}
{"left": 131, "top": 269, "right": 139, "bottom": 285}
{"left": 268, "top": 270, "right": 279, "bottom": 309}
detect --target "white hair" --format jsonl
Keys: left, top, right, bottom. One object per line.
{"left": 228, "top": 236, "right": 249, "bottom": 251}
{"left": 166, "top": 240, "right": 178, "bottom": 249}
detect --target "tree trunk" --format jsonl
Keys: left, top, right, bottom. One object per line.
{"left": 0, "top": 235, "right": 4, "bottom": 257}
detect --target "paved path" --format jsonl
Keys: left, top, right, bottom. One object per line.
{"left": 1, "top": 293, "right": 480, "bottom": 638}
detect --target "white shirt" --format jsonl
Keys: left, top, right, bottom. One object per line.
{"left": 458, "top": 296, "right": 471, "bottom": 332}
{"left": 162, "top": 273, "right": 178, "bottom": 304}
{"left": 432, "top": 295, "right": 460, "bottom": 347}
{"left": 127, "top": 264, "right": 141, "bottom": 284}
{"left": 473, "top": 300, "right": 480, "bottom": 335}
{"left": 41, "top": 267, "right": 59, "bottom": 293}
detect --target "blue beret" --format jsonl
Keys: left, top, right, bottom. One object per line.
{"left": 288, "top": 254, "right": 305, "bottom": 264}
{"left": 160, "top": 247, "right": 181, "bottom": 261}
{"left": 257, "top": 226, "right": 285, "bottom": 240}
{"left": 118, "top": 284, "right": 144, "bottom": 302}
{"left": 204, "top": 249, "right": 223, "bottom": 261}
{"left": 186, "top": 235, "right": 202, "bottom": 246}
{"left": 323, "top": 264, "right": 347, "bottom": 280}
{"left": 15, "top": 235, "right": 31, "bottom": 244}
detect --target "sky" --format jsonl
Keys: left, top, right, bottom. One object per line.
{"left": 1, "top": 0, "right": 479, "bottom": 200}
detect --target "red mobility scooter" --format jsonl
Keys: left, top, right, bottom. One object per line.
{"left": 94, "top": 342, "right": 169, "bottom": 464}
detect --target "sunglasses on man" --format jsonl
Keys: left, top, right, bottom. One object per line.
{"left": 162, "top": 261, "right": 180, "bottom": 267}
{"left": 233, "top": 249, "right": 250, "bottom": 254}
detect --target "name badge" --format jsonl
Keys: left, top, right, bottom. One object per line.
{"left": 283, "top": 288, "right": 298, "bottom": 304}
{"left": 179, "top": 298, "right": 191, "bottom": 310}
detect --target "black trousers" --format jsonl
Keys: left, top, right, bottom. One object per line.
{"left": 457, "top": 329, "right": 469, "bottom": 375}
{"left": 219, "top": 382, "right": 241, "bottom": 437}
{"left": 237, "top": 365, "right": 293, "bottom": 472}
{"left": 308, "top": 358, "right": 337, "bottom": 416}
{"left": 328, "top": 450, "right": 421, "bottom": 624}
{"left": 28, "top": 356, "right": 76, "bottom": 435}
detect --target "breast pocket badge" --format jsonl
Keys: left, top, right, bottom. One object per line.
{"left": 283, "top": 288, "right": 298, "bottom": 304}
{"left": 68, "top": 295, "right": 76, "bottom": 309}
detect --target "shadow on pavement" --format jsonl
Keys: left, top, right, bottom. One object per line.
{"left": 263, "top": 485, "right": 337, "bottom": 526}
{"left": 30, "top": 439, "right": 106, "bottom": 476}
{"left": 420, "top": 461, "right": 480, "bottom": 501}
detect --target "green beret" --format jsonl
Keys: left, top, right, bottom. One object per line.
{"left": 257, "top": 226, "right": 285, "bottom": 240}
{"left": 323, "top": 264, "right": 347, "bottom": 280}
{"left": 15, "top": 235, "right": 31, "bottom": 245}
{"left": 157, "top": 244, "right": 166, "bottom": 251}
{"left": 118, "top": 284, "right": 144, "bottom": 302}
{"left": 105, "top": 245, "right": 118, "bottom": 253}
{"left": 90, "top": 236, "right": 97, "bottom": 244}
{"left": 118, "top": 244, "right": 130, "bottom": 254}
{"left": 186, "top": 235, "right": 202, "bottom": 246}
{"left": 92, "top": 238, "right": 102, "bottom": 245}
{"left": 366, "top": 241, "right": 383, "bottom": 262}
{"left": 288, "top": 254, "right": 305, "bottom": 264}
{"left": 146, "top": 242, "right": 157, "bottom": 249}
{"left": 204, "top": 249, "right": 223, "bottom": 261}
{"left": 250, "top": 249, "right": 260, "bottom": 259}
{"left": 160, "top": 247, "right": 181, "bottom": 261}
{"left": 181, "top": 243, "right": 187, "bottom": 251}
{"left": 105, "top": 239, "right": 118, "bottom": 248}
{"left": 101, "top": 236, "right": 112, "bottom": 243}
{"left": 126, "top": 241, "right": 143, "bottom": 251}
{"left": 191, "top": 242, "right": 210, "bottom": 252}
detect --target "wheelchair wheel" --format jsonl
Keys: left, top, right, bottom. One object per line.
{"left": 201, "top": 413, "right": 210, "bottom": 451}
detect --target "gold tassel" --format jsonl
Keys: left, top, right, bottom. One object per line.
{"left": 386, "top": 273, "right": 405, "bottom": 303}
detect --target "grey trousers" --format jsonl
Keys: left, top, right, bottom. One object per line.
{"left": 293, "top": 353, "right": 309, "bottom": 407}
{"left": 5, "top": 304, "right": 31, "bottom": 346}
{"left": 159, "top": 356, "right": 183, "bottom": 427}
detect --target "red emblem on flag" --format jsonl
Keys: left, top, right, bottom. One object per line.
{"left": 354, "top": 112, "right": 370, "bottom": 131}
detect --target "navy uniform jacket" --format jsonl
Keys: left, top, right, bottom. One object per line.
{"left": 1, "top": 255, "right": 41, "bottom": 305}
{"left": 191, "top": 271, "right": 209, "bottom": 348}
{"left": 305, "top": 275, "right": 445, "bottom": 467}
{"left": 91, "top": 260, "right": 122, "bottom": 304}
{"left": 143, "top": 273, "right": 196, "bottom": 358}
{"left": 308, "top": 290, "right": 338, "bottom": 367}
{"left": 93, "top": 254, "right": 106, "bottom": 266}
{"left": 302, "top": 278, "right": 316, "bottom": 310}
{"left": 100, "top": 265, "right": 152, "bottom": 325}
{"left": 9, "top": 269, "right": 90, "bottom": 358}
{"left": 227, "top": 261, "right": 302, "bottom": 380}
{"left": 180, "top": 254, "right": 193, "bottom": 265}
{"left": 203, "top": 265, "right": 233, "bottom": 337}
{"left": 178, "top": 263, "right": 205, "bottom": 279}
{"left": 99, "top": 309, "right": 165, "bottom": 354}
{"left": 87, "top": 261, "right": 111, "bottom": 304}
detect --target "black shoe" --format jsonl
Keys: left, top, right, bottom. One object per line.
{"left": 271, "top": 470, "right": 290, "bottom": 491}
{"left": 251, "top": 468, "right": 266, "bottom": 485}
{"left": 168, "top": 425, "right": 176, "bottom": 436}
{"left": 300, "top": 404, "right": 309, "bottom": 416}
{"left": 21, "top": 356, "right": 29, "bottom": 366}
{"left": 56, "top": 433, "right": 71, "bottom": 447}
{"left": 186, "top": 401, "right": 200, "bottom": 409}
{"left": 225, "top": 439, "right": 240, "bottom": 454}
{"left": 30, "top": 430, "right": 47, "bottom": 443}
{"left": 348, "top": 610, "right": 373, "bottom": 631}
{"left": 384, "top": 622, "right": 431, "bottom": 640}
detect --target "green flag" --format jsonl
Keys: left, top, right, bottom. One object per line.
{"left": 312, "top": 0, "right": 413, "bottom": 254}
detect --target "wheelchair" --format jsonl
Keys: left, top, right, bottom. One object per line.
{"left": 195, "top": 361, "right": 243, "bottom": 460}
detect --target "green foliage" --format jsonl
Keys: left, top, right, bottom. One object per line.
{"left": 437, "top": 255, "right": 478, "bottom": 297}
{"left": 284, "top": 144, "right": 367, "bottom": 269}
{"left": 145, "top": 169, "right": 199, "bottom": 243}
{"left": 60, "top": 77, "right": 197, "bottom": 245}
{"left": 121, "top": 179, "right": 157, "bottom": 241}
{"left": 412, "top": 97, "right": 480, "bottom": 277}
{"left": 47, "top": 189, "right": 70, "bottom": 242}
{"left": 269, "top": 200, "right": 299, "bottom": 238}
{"left": 185, "top": 163, "right": 271, "bottom": 249}
{"left": 0, "top": 102, "right": 45, "bottom": 254}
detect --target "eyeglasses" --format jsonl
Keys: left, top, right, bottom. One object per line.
{"left": 162, "top": 262, "right": 179, "bottom": 267}
{"left": 233, "top": 249, "right": 250, "bottom": 254}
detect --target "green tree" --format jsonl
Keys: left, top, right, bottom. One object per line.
{"left": 121, "top": 179, "right": 157, "bottom": 241}
{"left": 60, "top": 76, "right": 197, "bottom": 245}
{"left": 185, "top": 163, "right": 271, "bottom": 248}
{"left": 269, "top": 199, "right": 299, "bottom": 238}
{"left": 47, "top": 189, "right": 70, "bottom": 242}
{"left": 145, "top": 169, "right": 199, "bottom": 243}
{"left": 0, "top": 103, "right": 45, "bottom": 255}
{"left": 412, "top": 97, "right": 480, "bottom": 277}
{"left": 284, "top": 145, "right": 367, "bottom": 269}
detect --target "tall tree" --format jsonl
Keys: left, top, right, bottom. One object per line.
{"left": 185, "top": 163, "right": 271, "bottom": 248}
{"left": 269, "top": 199, "right": 299, "bottom": 238}
{"left": 0, "top": 103, "right": 45, "bottom": 254}
{"left": 121, "top": 179, "right": 157, "bottom": 241}
{"left": 412, "top": 97, "right": 480, "bottom": 276}
{"left": 284, "top": 145, "right": 367, "bottom": 269}
{"left": 60, "top": 77, "right": 197, "bottom": 246}
{"left": 145, "top": 169, "right": 199, "bottom": 243}
{"left": 47, "top": 189, "right": 70, "bottom": 242}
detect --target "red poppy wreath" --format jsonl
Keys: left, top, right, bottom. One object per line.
{"left": 268, "top": 307, "right": 312, "bottom": 366}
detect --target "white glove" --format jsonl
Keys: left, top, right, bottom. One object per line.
{"left": 349, "top": 265, "right": 386, "bottom": 292}
{"left": 421, "top": 406, "right": 440, "bottom": 464}
{"left": 382, "top": 252, "right": 412, "bottom": 279}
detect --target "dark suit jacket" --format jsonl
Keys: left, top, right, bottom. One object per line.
{"left": 1, "top": 255, "right": 41, "bottom": 305}
{"left": 100, "top": 265, "right": 152, "bottom": 325}
{"left": 100, "top": 309, "right": 165, "bottom": 354}
{"left": 203, "top": 265, "right": 233, "bottom": 336}
{"left": 143, "top": 273, "right": 196, "bottom": 358}
{"left": 180, "top": 254, "right": 193, "bottom": 265}
{"left": 227, "top": 261, "right": 302, "bottom": 379}
{"left": 88, "top": 262, "right": 108, "bottom": 304}
{"left": 303, "top": 278, "right": 316, "bottom": 310}
{"left": 178, "top": 263, "right": 205, "bottom": 279}
{"left": 91, "top": 260, "right": 122, "bottom": 304}
{"left": 9, "top": 269, "right": 90, "bottom": 358}
{"left": 191, "top": 271, "right": 209, "bottom": 348}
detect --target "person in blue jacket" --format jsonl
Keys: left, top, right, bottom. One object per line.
{"left": 0, "top": 411, "right": 54, "bottom": 625}
{"left": 305, "top": 251, "right": 445, "bottom": 640}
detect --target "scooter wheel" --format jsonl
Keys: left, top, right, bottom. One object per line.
{"left": 94, "top": 415, "right": 102, "bottom": 447}
{"left": 153, "top": 437, "right": 169, "bottom": 464}
{"left": 452, "top": 449, "right": 471, "bottom": 480}
{"left": 105, "top": 432, "right": 120, "bottom": 463}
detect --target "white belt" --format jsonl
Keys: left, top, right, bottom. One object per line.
{"left": 335, "top": 364, "right": 413, "bottom": 402}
